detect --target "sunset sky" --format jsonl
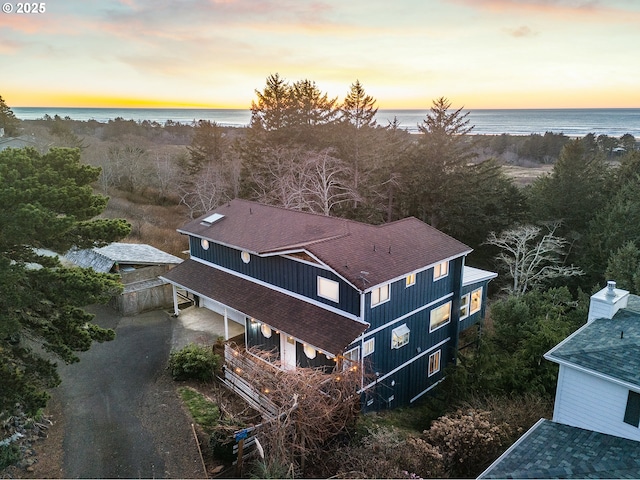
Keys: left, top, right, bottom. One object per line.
{"left": 2, "top": 0, "right": 639, "bottom": 109}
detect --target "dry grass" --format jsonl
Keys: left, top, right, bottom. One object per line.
{"left": 100, "top": 189, "right": 189, "bottom": 256}
{"left": 501, "top": 164, "right": 552, "bottom": 187}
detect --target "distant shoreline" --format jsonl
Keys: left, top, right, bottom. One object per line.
{"left": 12, "top": 107, "right": 640, "bottom": 137}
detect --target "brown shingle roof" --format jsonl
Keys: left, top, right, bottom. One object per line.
{"left": 161, "top": 259, "right": 368, "bottom": 355}
{"left": 179, "top": 199, "right": 471, "bottom": 289}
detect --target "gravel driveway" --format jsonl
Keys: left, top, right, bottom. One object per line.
{"left": 52, "top": 305, "right": 207, "bottom": 479}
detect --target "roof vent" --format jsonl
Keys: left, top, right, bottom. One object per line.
{"left": 200, "top": 213, "right": 224, "bottom": 226}
{"left": 606, "top": 280, "right": 617, "bottom": 297}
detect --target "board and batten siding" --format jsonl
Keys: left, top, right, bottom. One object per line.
{"left": 190, "top": 237, "right": 360, "bottom": 316}
{"left": 458, "top": 282, "right": 490, "bottom": 332}
{"left": 553, "top": 365, "right": 640, "bottom": 441}
{"left": 364, "top": 257, "right": 463, "bottom": 328}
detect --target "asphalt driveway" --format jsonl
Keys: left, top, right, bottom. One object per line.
{"left": 55, "top": 305, "right": 207, "bottom": 479}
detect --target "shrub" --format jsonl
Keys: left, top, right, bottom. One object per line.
{"left": 0, "top": 443, "right": 20, "bottom": 470}
{"left": 423, "top": 408, "right": 509, "bottom": 478}
{"left": 168, "top": 344, "right": 219, "bottom": 381}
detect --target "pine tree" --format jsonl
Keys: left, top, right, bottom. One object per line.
{"left": 0, "top": 147, "right": 130, "bottom": 415}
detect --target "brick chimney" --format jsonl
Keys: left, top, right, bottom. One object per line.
{"left": 587, "top": 281, "right": 629, "bottom": 322}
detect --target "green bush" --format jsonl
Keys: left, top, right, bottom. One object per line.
{"left": 168, "top": 343, "right": 219, "bottom": 381}
{"left": 0, "top": 443, "right": 20, "bottom": 470}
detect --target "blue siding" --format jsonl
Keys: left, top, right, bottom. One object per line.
{"left": 364, "top": 258, "right": 463, "bottom": 328}
{"left": 357, "top": 257, "right": 465, "bottom": 408}
{"left": 190, "top": 236, "right": 360, "bottom": 316}
{"left": 246, "top": 317, "right": 281, "bottom": 361}
{"left": 459, "top": 282, "right": 490, "bottom": 332}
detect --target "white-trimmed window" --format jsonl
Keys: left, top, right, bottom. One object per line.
{"left": 406, "top": 273, "right": 416, "bottom": 287}
{"left": 428, "top": 350, "right": 441, "bottom": 376}
{"left": 363, "top": 338, "right": 375, "bottom": 357}
{"left": 201, "top": 238, "right": 209, "bottom": 250}
{"left": 317, "top": 276, "right": 339, "bottom": 302}
{"left": 371, "top": 284, "right": 390, "bottom": 307}
{"left": 430, "top": 302, "right": 451, "bottom": 332}
{"left": 433, "top": 261, "right": 449, "bottom": 280}
{"left": 460, "top": 293, "right": 470, "bottom": 320}
{"left": 391, "top": 324, "right": 410, "bottom": 349}
{"left": 470, "top": 287, "right": 482, "bottom": 314}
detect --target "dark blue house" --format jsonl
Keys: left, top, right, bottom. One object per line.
{"left": 162, "top": 199, "right": 495, "bottom": 410}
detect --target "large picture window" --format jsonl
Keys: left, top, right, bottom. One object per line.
{"left": 430, "top": 302, "right": 451, "bottom": 332}
{"left": 317, "top": 276, "right": 339, "bottom": 302}
{"left": 371, "top": 284, "right": 390, "bottom": 307}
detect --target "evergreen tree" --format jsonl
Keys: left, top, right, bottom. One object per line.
{"left": 0, "top": 147, "right": 130, "bottom": 415}
{"left": 0, "top": 95, "right": 20, "bottom": 137}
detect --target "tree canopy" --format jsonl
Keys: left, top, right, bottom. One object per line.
{"left": 0, "top": 147, "right": 130, "bottom": 415}
{"left": 0, "top": 95, "right": 20, "bottom": 137}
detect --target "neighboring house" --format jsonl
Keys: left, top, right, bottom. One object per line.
{"left": 480, "top": 282, "right": 640, "bottom": 478}
{"left": 0, "top": 135, "right": 42, "bottom": 152}
{"left": 66, "top": 242, "right": 183, "bottom": 316}
{"left": 161, "top": 199, "right": 496, "bottom": 410}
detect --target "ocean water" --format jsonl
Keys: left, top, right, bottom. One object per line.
{"left": 12, "top": 107, "right": 640, "bottom": 138}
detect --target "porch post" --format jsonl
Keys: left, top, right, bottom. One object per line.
{"left": 171, "top": 285, "right": 179, "bottom": 316}
{"left": 224, "top": 307, "right": 229, "bottom": 340}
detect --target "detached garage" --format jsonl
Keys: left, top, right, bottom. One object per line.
{"left": 66, "top": 243, "right": 183, "bottom": 316}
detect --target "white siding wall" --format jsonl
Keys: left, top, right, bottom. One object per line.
{"left": 554, "top": 365, "right": 640, "bottom": 441}
{"left": 202, "top": 298, "right": 245, "bottom": 325}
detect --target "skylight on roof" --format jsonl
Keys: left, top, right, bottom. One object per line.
{"left": 201, "top": 213, "right": 224, "bottom": 225}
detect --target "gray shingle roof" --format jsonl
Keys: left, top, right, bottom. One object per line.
{"left": 178, "top": 199, "right": 472, "bottom": 289}
{"left": 66, "top": 243, "right": 182, "bottom": 273}
{"left": 545, "top": 295, "right": 640, "bottom": 388}
{"left": 480, "top": 419, "right": 640, "bottom": 479}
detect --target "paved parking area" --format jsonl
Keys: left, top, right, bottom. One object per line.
{"left": 54, "top": 304, "right": 243, "bottom": 479}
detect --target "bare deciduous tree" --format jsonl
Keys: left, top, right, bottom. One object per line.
{"left": 179, "top": 165, "right": 230, "bottom": 218}
{"left": 486, "top": 223, "right": 583, "bottom": 295}
{"left": 247, "top": 146, "right": 357, "bottom": 216}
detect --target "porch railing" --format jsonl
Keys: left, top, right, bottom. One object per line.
{"left": 218, "top": 344, "right": 279, "bottom": 419}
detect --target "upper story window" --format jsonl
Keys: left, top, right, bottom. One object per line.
{"left": 428, "top": 350, "right": 441, "bottom": 377}
{"left": 371, "top": 284, "right": 390, "bottom": 307}
{"left": 460, "top": 293, "right": 470, "bottom": 320}
{"left": 406, "top": 273, "right": 416, "bottom": 287}
{"left": 391, "top": 324, "right": 410, "bottom": 349}
{"left": 433, "top": 261, "right": 449, "bottom": 281}
{"left": 317, "top": 276, "right": 339, "bottom": 303}
{"left": 470, "top": 287, "right": 483, "bottom": 315}
{"left": 201, "top": 238, "right": 209, "bottom": 250}
{"left": 430, "top": 301, "right": 451, "bottom": 332}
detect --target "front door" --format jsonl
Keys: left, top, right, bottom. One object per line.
{"left": 281, "top": 334, "right": 297, "bottom": 370}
